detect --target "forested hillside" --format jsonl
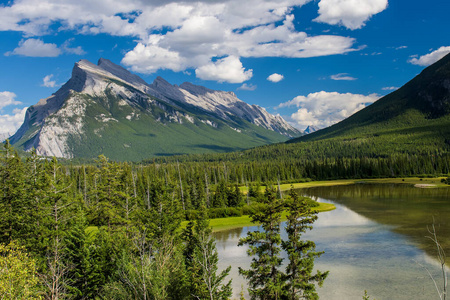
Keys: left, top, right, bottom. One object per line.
{"left": 290, "top": 52, "right": 450, "bottom": 143}
{"left": 0, "top": 141, "right": 327, "bottom": 299}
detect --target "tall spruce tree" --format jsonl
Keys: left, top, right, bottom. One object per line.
{"left": 282, "top": 188, "right": 328, "bottom": 300}
{"left": 238, "top": 187, "right": 286, "bottom": 300}
{"left": 0, "top": 141, "right": 29, "bottom": 245}
{"left": 187, "top": 206, "right": 232, "bottom": 299}
{"left": 65, "top": 208, "right": 105, "bottom": 299}
{"left": 41, "top": 157, "right": 73, "bottom": 300}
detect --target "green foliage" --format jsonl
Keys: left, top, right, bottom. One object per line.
{"left": 0, "top": 141, "right": 30, "bottom": 245}
{"left": 0, "top": 241, "right": 41, "bottom": 299}
{"left": 362, "top": 290, "right": 377, "bottom": 300}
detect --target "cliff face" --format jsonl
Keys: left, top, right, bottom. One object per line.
{"left": 11, "top": 58, "right": 300, "bottom": 160}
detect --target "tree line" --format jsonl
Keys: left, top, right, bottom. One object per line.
{"left": 0, "top": 141, "right": 326, "bottom": 299}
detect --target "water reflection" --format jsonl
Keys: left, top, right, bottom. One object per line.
{"left": 215, "top": 184, "right": 449, "bottom": 299}
{"left": 301, "top": 184, "right": 450, "bottom": 255}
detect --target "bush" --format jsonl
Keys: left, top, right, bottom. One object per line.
{"left": 306, "top": 198, "right": 320, "bottom": 207}
{"left": 185, "top": 209, "right": 198, "bottom": 221}
{"left": 207, "top": 207, "right": 242, "bottom": 219}
{"left": 0, "top": 241, "right": 41, "bottom": 299}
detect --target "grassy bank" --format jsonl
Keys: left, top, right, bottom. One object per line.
{"left": 182, "top": 202, "right": 335, "bottom": 232}
{"left": 240, "top": 177, "right": 450, "bottom": 194}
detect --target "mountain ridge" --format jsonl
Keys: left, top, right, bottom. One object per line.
{"left": 289, "top": 53, "right": 450, "bottom": 143}
{"left": 10, "top": 58, "right": 300, "bottom": 160}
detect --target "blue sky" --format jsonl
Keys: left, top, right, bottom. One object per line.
{"left": 0, "top": 0, "right": 449, "bottom": 135}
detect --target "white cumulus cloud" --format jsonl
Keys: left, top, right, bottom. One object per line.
{"left": 0, "top": 91, "right": 21, "bottom": 110}
{"left": 5, "top": 38, "right": 61, "bottom": 57}
{"left": 122, "top": 43, "right": 188, "bottom": 74}
{"left": 314, "top": 0, "right": 388, "bottom": 30}
{"left": 408, "top": 46, "right": 450, "bottom": 66}
{"left": 237, "top": 83, "right": 257, "bottom": 91}
{"left": 0, "top": 107, "right": 27, "bottom": 135}
{"left": 278, "top": 91, "right": 379, "bottom": 128}
{"left": 267, "top": 73, "right": 284, "bottom": 83}
{"left": 0, "top": 0, "right": 359, "bottom": 82}
{"left": 62, "top": 38, "right": 86, "bottom": 55}
{"left": 5, "top": 38, "right": 85, "bottom": 57}
{"left": 42, "top": 74, "right": 57, "bottom": 88}
{"left": 0, "top": 91, "right": 26, "bottom": 135}
{"left": 195, "top": 56, "right": 253, "bottom": 83}
{"left": 330, "top": 73, "right": 357, "bottom": 81}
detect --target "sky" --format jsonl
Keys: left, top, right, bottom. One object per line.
{"left": 0, "top": 0, "right": 449, "bottom": 135}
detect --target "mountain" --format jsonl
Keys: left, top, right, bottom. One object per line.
{"left": 303, "top": 125, "right": 319, "bottom": 134}
{"left": 10, "top": 58, "right": 300, "bottom": 161}
{"left": 289, "top": 53, "right": 450, "bottom": 145}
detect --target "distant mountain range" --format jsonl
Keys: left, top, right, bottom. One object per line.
{"left": 289, "top": 53, "right": 450, "bottom": 144}
{"left": 303, "top": 125, "right": 319, "bottom": 134}
{"left": 10, "top": 58, "right": 300, "bottom": 161}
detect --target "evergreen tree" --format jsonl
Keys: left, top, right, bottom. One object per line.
{"left": 212, "top": 180, "right": 228, "bottom": 208}
{"left": 40, "top": 157, "right": 73, "bottom": 300}
{"left": 65, "top": 208, "right": 104, "bottom": 299}
{"left": 238, "top": 187, "right": 286, "bottom": 299}
{"left": 89, "top": 155, "right": 128, "bottom": 228}
{"left": 227, "top": 184, "right": 243, "bottom": 207}
{"left": 0, "top": 141, "right": 29, "bottom": 245}
{"left": 282, "top": 188, "right": 328, "bottom": 300}
{"left": 187, "top": 207, "right": 232, "bottom": 299}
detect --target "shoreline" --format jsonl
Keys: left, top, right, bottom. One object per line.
{"left": 209, "top": 177, "right": 449, "bottom": 232}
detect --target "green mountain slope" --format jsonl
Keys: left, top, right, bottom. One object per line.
{"left": 289, "top": 53, "right": 450, "bottom": 146}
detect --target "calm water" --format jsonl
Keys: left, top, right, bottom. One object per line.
{"left": 215, "top": 184, "right": 450, "bottom": 299}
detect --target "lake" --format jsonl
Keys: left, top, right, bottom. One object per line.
{"left": 214, "top": 183, "right": 450, "bottom": 299}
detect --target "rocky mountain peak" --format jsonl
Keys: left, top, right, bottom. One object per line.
{"left": 10, "top": 58, "right": 301, "bottom": 160}
{"left": 151, "top": 76, "right": 173, "bottom": 89}
{"left": 304, "top": 125, "right": 319, "bottom": 134}
{"left": 179, "top": 82, "right": 213, "bottom": 96}
{"left": 97, "top": 58, "right": 148, "bottom": 88}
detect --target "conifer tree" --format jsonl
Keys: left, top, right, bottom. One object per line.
{"left": 212, "top": 180, "right": 228, "bottom": 208}
{"left": 238, "top": 187, "right": 286, "bottom": 299}
{"left": 65, "top": 208, "right": 103, "bottom": 299}
{"left": 0, "top": 141, "right": 29, "bottom": 245}
{"left": 282, "top": 188, "right": 328, "bottom": 300}
{"left": 41, "top": 157, "right": 72, "bottom": 300}
{"left": 90, "top": 155, "right": 128, "bottom": 227}
{"left": 186, "top": 206, "right": 232, "bottom": 299}
{"left": 227, "top": 184, "right": 243, "bottom": 207}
